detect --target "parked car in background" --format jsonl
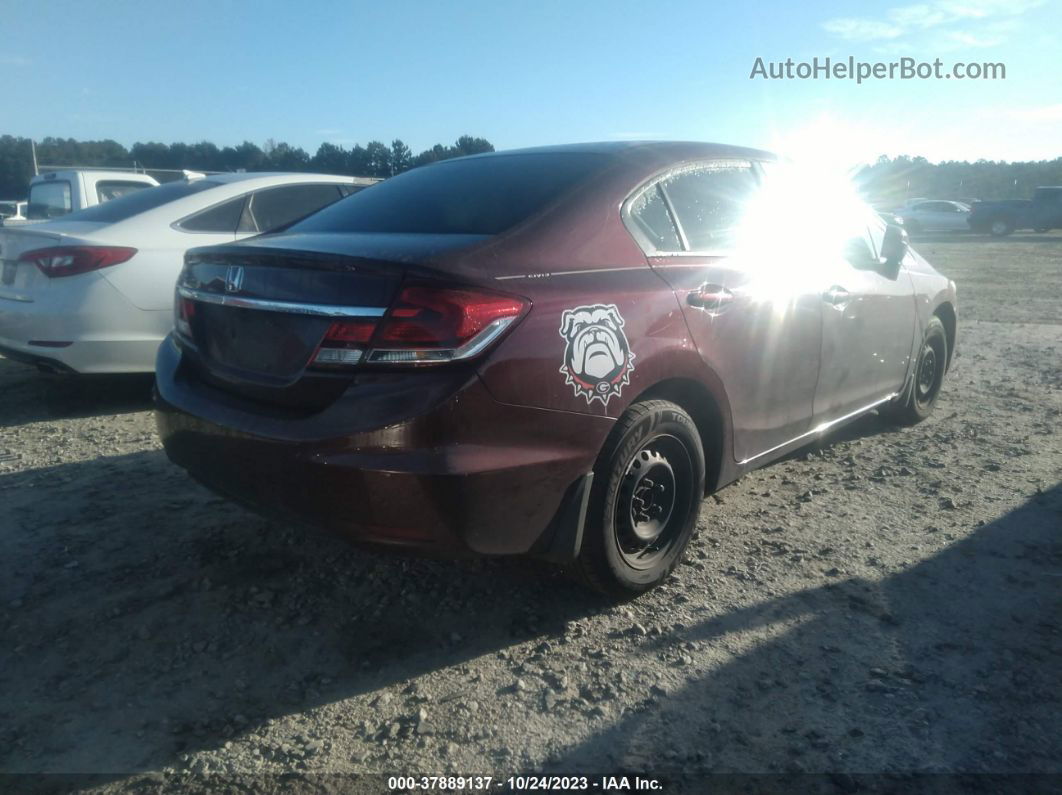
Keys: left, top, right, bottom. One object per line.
{"left": 0, "top": 200, "right": 28, "bottom": 221}
{"left": 2, "top": 170, "right": 160, "bottom": 227}
{"left": 893, "top": 199, "right": 971, "bottom": 233}
{"left": 0, "top": 172, "right": 374, "bottom": 373}
{"left": 967, "top": 186, "right": 1062, "bottom": 236}
{"left": 876, "top": 210, "right": 904, "bottom": 227}
{"left": 155, "top": 142, "right": 957, "bottom": 597}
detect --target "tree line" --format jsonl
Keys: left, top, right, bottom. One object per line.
{"left": 857, "top": 154, "right": 1062, "bottom": 207}
{"left": 1, "top": 134, "right": 1059, "bottom": 205}
{"left": 0, "top": 134, "right": 495, "bottom": 197}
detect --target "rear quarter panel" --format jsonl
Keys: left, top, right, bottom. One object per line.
{"left": 905, "top": 249, "right": 958, "bottom": 361}
{"left": 478, "top": 266, "right": 701, "bottom": 418}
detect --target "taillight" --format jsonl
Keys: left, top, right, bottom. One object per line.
{"left": 310, "top": 284, "right": 529, "bottom": 368}
{"left": 312, "top": 318, "right": 377, "bottom": 366}
{"left": 19, "top": 246, "right": 137, "bottom": 278}
{"left": 175, "top": 295, "right": 196, "bottom": 340}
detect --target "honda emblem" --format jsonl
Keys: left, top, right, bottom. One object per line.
{"left": 224, "top": 265, "right": 244, "bottom": 293}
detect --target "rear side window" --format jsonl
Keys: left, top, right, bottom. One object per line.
{"left": 96, "top": 180, "right": 153, "bottom": 203}
{"left": 660, "top": 163, "right": 758, "bottom": 251}
{"left": 292, "top": 152, "right": 611, "bottom": 235}
{"left": 627, "top": 185, "right": 682, "bottom": 252}
{"left": 179, "top": 196, "right": 248, "bottom": 233}
{"left": 248, "top": 184, "right": 343, "bottom": 232}
{"left": 72, "top": 179, "right": 221, "bottom": 223}
{"left": 27, "top": 180, "right": 72, "bottom": 219}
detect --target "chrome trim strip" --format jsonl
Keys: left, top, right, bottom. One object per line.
{"left": 177, "top": 286, "right": 386, "bottom": 318}
{"left": 737, "top": 393, "right": 898, "bottom": 466}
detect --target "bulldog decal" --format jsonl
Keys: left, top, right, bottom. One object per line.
{"left": 558, "top": 303, "right": 635, "bottom": 406}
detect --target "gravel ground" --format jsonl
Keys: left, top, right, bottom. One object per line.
{"left": 1, "top": 232, "right": 1059, "bottom": 793}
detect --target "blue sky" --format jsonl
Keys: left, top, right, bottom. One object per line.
{"left": 2, "top": 0, "right": 1059, "bottom": 163}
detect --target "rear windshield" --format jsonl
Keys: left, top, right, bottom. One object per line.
{"left": 27, "top": 180, "right": 72, "bottom": 219}
{"left": 69, "top": 179, "right": 223, "bottom": 224}
{"left": 96, "top": 180, "right": 154, "bottom": 203}
{"left": 291, "top": 152, "right": 611, "bottom": 235}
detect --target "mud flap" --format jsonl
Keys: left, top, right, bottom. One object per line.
{"left": 529, "top": 472, "right": 593, "bottom": 565}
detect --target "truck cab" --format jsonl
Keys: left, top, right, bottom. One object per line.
{"left": 968, "top": 185, "right": 1062, "bottom": 236}
{"left": 4, "top": 170, "right": 159, "bottom": 226}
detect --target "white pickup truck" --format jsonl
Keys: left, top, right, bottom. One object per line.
{"left": 2, "top": 170, "right": 159, "bottom": 226}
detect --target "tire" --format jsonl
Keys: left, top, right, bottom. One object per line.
{"left": 575, "top": 399, "right": 705, "bottom": 599}
{"left": 884, "top": 316, "right": 948, "bottom": 426}
{"left": 989, "top": 218, "right": 1014, "bottom": 236}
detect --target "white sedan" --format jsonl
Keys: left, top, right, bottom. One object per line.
{"left": 0, "top": 172, "right": 374, "bottom": 373}
{"left": 894, "top": 199, "right": 971, "bottom": 233}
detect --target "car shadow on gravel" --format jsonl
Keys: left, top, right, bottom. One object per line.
{"left": 0, "top": 362, "right": 154, "bottom": 428}
{"left": 539, "top": 485, "right": 1062, "bottom": 781}
{"left": 0, "top": 450, "right": 608, "bottom": 780}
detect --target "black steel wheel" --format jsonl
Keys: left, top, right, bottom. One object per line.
{"left": 884, "top": 316, "right": 948, "bottom": 426}
{"left": 576, "top": 399, "right": 705, "bottom": 598}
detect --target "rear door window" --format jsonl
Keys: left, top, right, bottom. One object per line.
{"left": 626, "top": 185, "right": 682, "bottom": 252}
{"left": 659, "top": 163, "right": 758, "bottom": 251}
{"left": 96, "top": 180, "right": 153, "bottom": 203}
{"left": 27, "top": 180, "right": 72, "bottom": 219}
{"left": 247, "top": 184, "right": 344, "bottom": 232}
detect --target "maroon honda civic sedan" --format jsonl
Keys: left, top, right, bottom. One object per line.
{"left": 154, "top": 142, "right": 957, "bottom": 597}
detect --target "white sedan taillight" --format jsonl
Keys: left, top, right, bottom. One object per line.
{"left": 19, "top": 246, "right": 137, "bottom": 278}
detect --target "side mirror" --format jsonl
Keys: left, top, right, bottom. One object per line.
{"left": 880, "top": 223, "right": 909, "bottom": 270}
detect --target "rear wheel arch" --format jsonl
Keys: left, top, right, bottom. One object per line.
{"left": 632, "top": 377, "right": 726, "bottom": 494}
{"left": 933, "top": 302, "right": 957, "bottom": 370}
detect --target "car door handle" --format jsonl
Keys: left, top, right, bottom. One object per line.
{"left": 687, "top": 284, "right": 734, "bottom": 312}
{"left": 823, "top": 285, "right": 851, "bottom": 305}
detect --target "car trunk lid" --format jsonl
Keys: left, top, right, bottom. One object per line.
{"left": 177, "top": 233, "right": 490, "bottom": 409}
{"left": 0, "top": 223, "right": 108, "bottom": 298}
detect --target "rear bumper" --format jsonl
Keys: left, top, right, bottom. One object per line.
{"left": 0, "top": 275, "right": 169, "bottom": 373}
{"left": 154, "top": 336, "right": 612, "bottom": 557}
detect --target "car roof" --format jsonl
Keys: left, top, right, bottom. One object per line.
{"left": 195, "top": 172, "right": 371, "bottom": 186}
{"left": 37, "top": 173, "right": 368, "bottom": 234}
{"left": 456, "top": 140, "right": 776, "bottom": 163}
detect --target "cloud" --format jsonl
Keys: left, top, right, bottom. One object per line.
{"left": 822, "top": 0, "right": 1044, "bottom": 45}
{"left": 942, "top": 30, "right": 1004, "bottom": 47}
{"left": 822, "top": 19, "right": 903, "bottom": 42}
{"left": 1003, "top": 103, "right": 1062, "bottom": 122}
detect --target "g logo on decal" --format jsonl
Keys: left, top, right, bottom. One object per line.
{"left": 558, "top": 303, "right": 635, "bottom": 406}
